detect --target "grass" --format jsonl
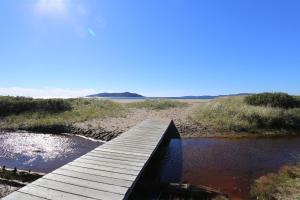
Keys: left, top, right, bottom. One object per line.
{"left": 0, "top": 96, "right": 71, "bottom": 116}
{"left": 245, "top": 92, "right": 300, "bottom": 109}
{"left": 127, "top": 99, "right": 188, "bottom": 110}
{"left": 189, "top": 96, "right": 300, "bottom": 133}
{"left": 0, "top": 98, "right": 127, "bottom": 133}
{"left": 250, "top": 164, "right": 300, "bottom": 200}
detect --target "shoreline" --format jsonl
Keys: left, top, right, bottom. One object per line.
{"left": 1, "top": 123, "right": 299, "bottom": 141}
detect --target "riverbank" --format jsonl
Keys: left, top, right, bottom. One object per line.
{"left": 250, "top": 164, "right": 300, "bottom": 200}
{"left": 0, "top": 168, "right": 43, "bottom": 198}
{"left": 0, "top": 98, "right": 210, "bottom": 140}
{"left": 0, "top": 95, "right": 299, "bottom": 141}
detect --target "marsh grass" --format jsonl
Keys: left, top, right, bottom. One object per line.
{"left": 244, "top": 92, "right": 300, "bottom": 108}
{"left": 250, "top": 165, "right": 300, "bottom": 200}
{"left": 0, "top": 98, "right": 127, "bottom": 132}
{"left": 0, "top": 169, "right": 42, "bottom": 183}
{"left": 189, "top": 96, "right": 300, "bottom": 133}
{"left": 0, "top": 96, "right": 71, "bottom": 116}
{"left": 127, "top": 99, "right": 188, "bottom": 110}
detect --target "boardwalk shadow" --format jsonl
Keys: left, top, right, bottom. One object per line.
{"left": 128, "top": 120, "right": 183, "bottom": 199}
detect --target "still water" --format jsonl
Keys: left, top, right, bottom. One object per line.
{"left": 1, "top": 132, "right": 300, "bottom": 199}
{"left": 159, "top": 137, "right": 300, "bottom": 200}
{"left": 0, "top": 132, "right": 102, "bottom": 173}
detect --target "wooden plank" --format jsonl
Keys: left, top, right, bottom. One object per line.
{"left": 53, "top": 168, "right": 133, "bottom": 188}
{"left": 31, "top": 179, "right": 124, "bottom": 200}
{"left": 42, "top": 173, "right": 128, "bottom": 194}
{"left": 75, "top": 158, "right": 143, "bottom": 171}
{"left": 19, "top": 185, "right": 96, "bottom": 200}
{"left": 93, "top": 148, "right": 149, "bottom": 157}
{"left": 89, "top": 148, "right": 148, "bottom": 160}
{"left": 81, "top": 155, "right": 145, "bottom": 166}
{"left": 84, "top": 152, "right": 147, "bottom": 164}
{"left": 106, "top": 141, "right": 156, "bottom": 149}
{"left": 98, "top": 146, "right": 153, "bottom": 155}
{"left": 103, "top": 143, "right": 156, "bottom": 150}
{"left": 68, "top": 162, "right": 139, "bottom": 176}
{"left": 88, "top": 149, "right": 148, "bottom": 160}
{"left": 61, "top": 165, "right": 136, "bottom": 181}
{"left": 2, "top": 192, "right": 47, "bottom": 200}
{"left": 101, "top": 144, "right": 155, "bottom": 152}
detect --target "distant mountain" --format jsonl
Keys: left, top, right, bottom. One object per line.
{"left": 87, "top": 92, "right": 144, "bottom": 98}
{"left": 87, "top": 92, "right": 251, "bottom": 99}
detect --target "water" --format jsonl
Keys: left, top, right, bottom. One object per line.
{"left": 159, "top": 137, "right": 300, "bottom": 200}
{"left": 0, "top": 132, "right": 102, "bottom": 173}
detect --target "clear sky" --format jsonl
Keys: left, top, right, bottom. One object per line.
{"left": 0, "top": 0, "right": 299, "bottom": 97}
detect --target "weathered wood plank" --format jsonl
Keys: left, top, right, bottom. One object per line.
{"left": 31, "top": 179, "right": 124, "bottom": 200}
{"left": 82, "top": 153, "right": 146, "bottom": 163}
{"left": 2, "top": 192, "right": 47, "bottom": 200}
{"left": 19, "top": 185, "right": 96, "bottom": 200}
{"left": 77, "top": 158, "right": 142, "bottom": 171}
{"left": 93, "top": 148, "right": 149, "bottom": 157}
{"left": 68, "top": 162, "right": 139, "bottom": 176}
{"left": 42, "top": 173, "right": 128, "bottom": 194}
{"left": 88, "top": 150, "right": 148, "bottom": 161}
{"left": 53, "top": 168, "right": 133, "bottom": 188}
{"left": 61, "top": 162, "right": 137, "bottom": 181}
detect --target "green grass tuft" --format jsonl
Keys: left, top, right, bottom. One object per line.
{"left": 127, "top": 99, "right": 188, "bottom": 110}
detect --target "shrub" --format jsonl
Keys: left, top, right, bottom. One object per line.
{"left": 244, "top": 93, "right": 299, "bottom": 109}
{"left": 250, "top": 165, "right": 300, "bottom": 200}
{"left": 0, "top": 96, "right": 71, "bottom": 116}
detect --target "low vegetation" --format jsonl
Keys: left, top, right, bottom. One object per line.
{"left": 189, "top": 94, "right": 300, "bottom": 133}
{"left": 0, "top": 168, "right": 42, "bottom": 183}
{"left": 127, "top": 99, "right": 188, "bottom": 110}
{"left": 245, "top": 92, "right": 300, "bottom": 109}
{"left": 250, "top": 164, "right": 300, "bottom": 200}
{"left": 0, "top": 97, "right": 127, "bottom": 133}
{"left": 0, "top": 96, "right": 71, "bottom": 116}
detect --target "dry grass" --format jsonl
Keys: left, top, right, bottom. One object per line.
{"left": 127, "top": 99, "right": 188, "bottom": 110}
{"left": 250, "top": 164, "right": 300, "bottom": 200}
{"left": 188, "top": 96, "right": 300, "bottom": 133}
{"left": 0, "top": 98, "right": 127, "bottom": 132}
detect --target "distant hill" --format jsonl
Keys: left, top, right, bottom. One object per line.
{"left": 87, "top": 92, "right": 144, "bottom": 98}
{"left": 87, "top": 92, "right": 251, "bottom": 99}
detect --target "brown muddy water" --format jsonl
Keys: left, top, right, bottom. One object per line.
{"left": 0, "top": 132, "right": 102, "bottom": 173}
{"left": 158, "top": 137, "right": 300, "bottom": 200}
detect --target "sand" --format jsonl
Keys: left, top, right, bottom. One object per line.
{"left": 72, "top": 99, "right": 213, "bottom": 140}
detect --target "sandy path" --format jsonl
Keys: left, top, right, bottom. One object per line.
{"left": 72, "top": 101, "right": 210, "bottom": 140}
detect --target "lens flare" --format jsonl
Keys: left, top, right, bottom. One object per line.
{"left": 87, "top": 27, "right": 96, "bottom": 37}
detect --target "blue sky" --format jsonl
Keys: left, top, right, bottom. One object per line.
{"left": 0, "top": 0, "right": 299, "bottom": 97}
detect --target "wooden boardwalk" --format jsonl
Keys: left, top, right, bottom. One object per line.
{"left": 3, "top": 119, "right": 173, "bottom": 200}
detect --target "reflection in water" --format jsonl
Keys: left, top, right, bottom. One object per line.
{"left": 159, "top": 138, "right": 182, "bottom": 183}
{"left": 0, "top": 132, "right": 102, "bottom": 173}
{"left": 160, "top": 137, "right": 300, "bottom": 200}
